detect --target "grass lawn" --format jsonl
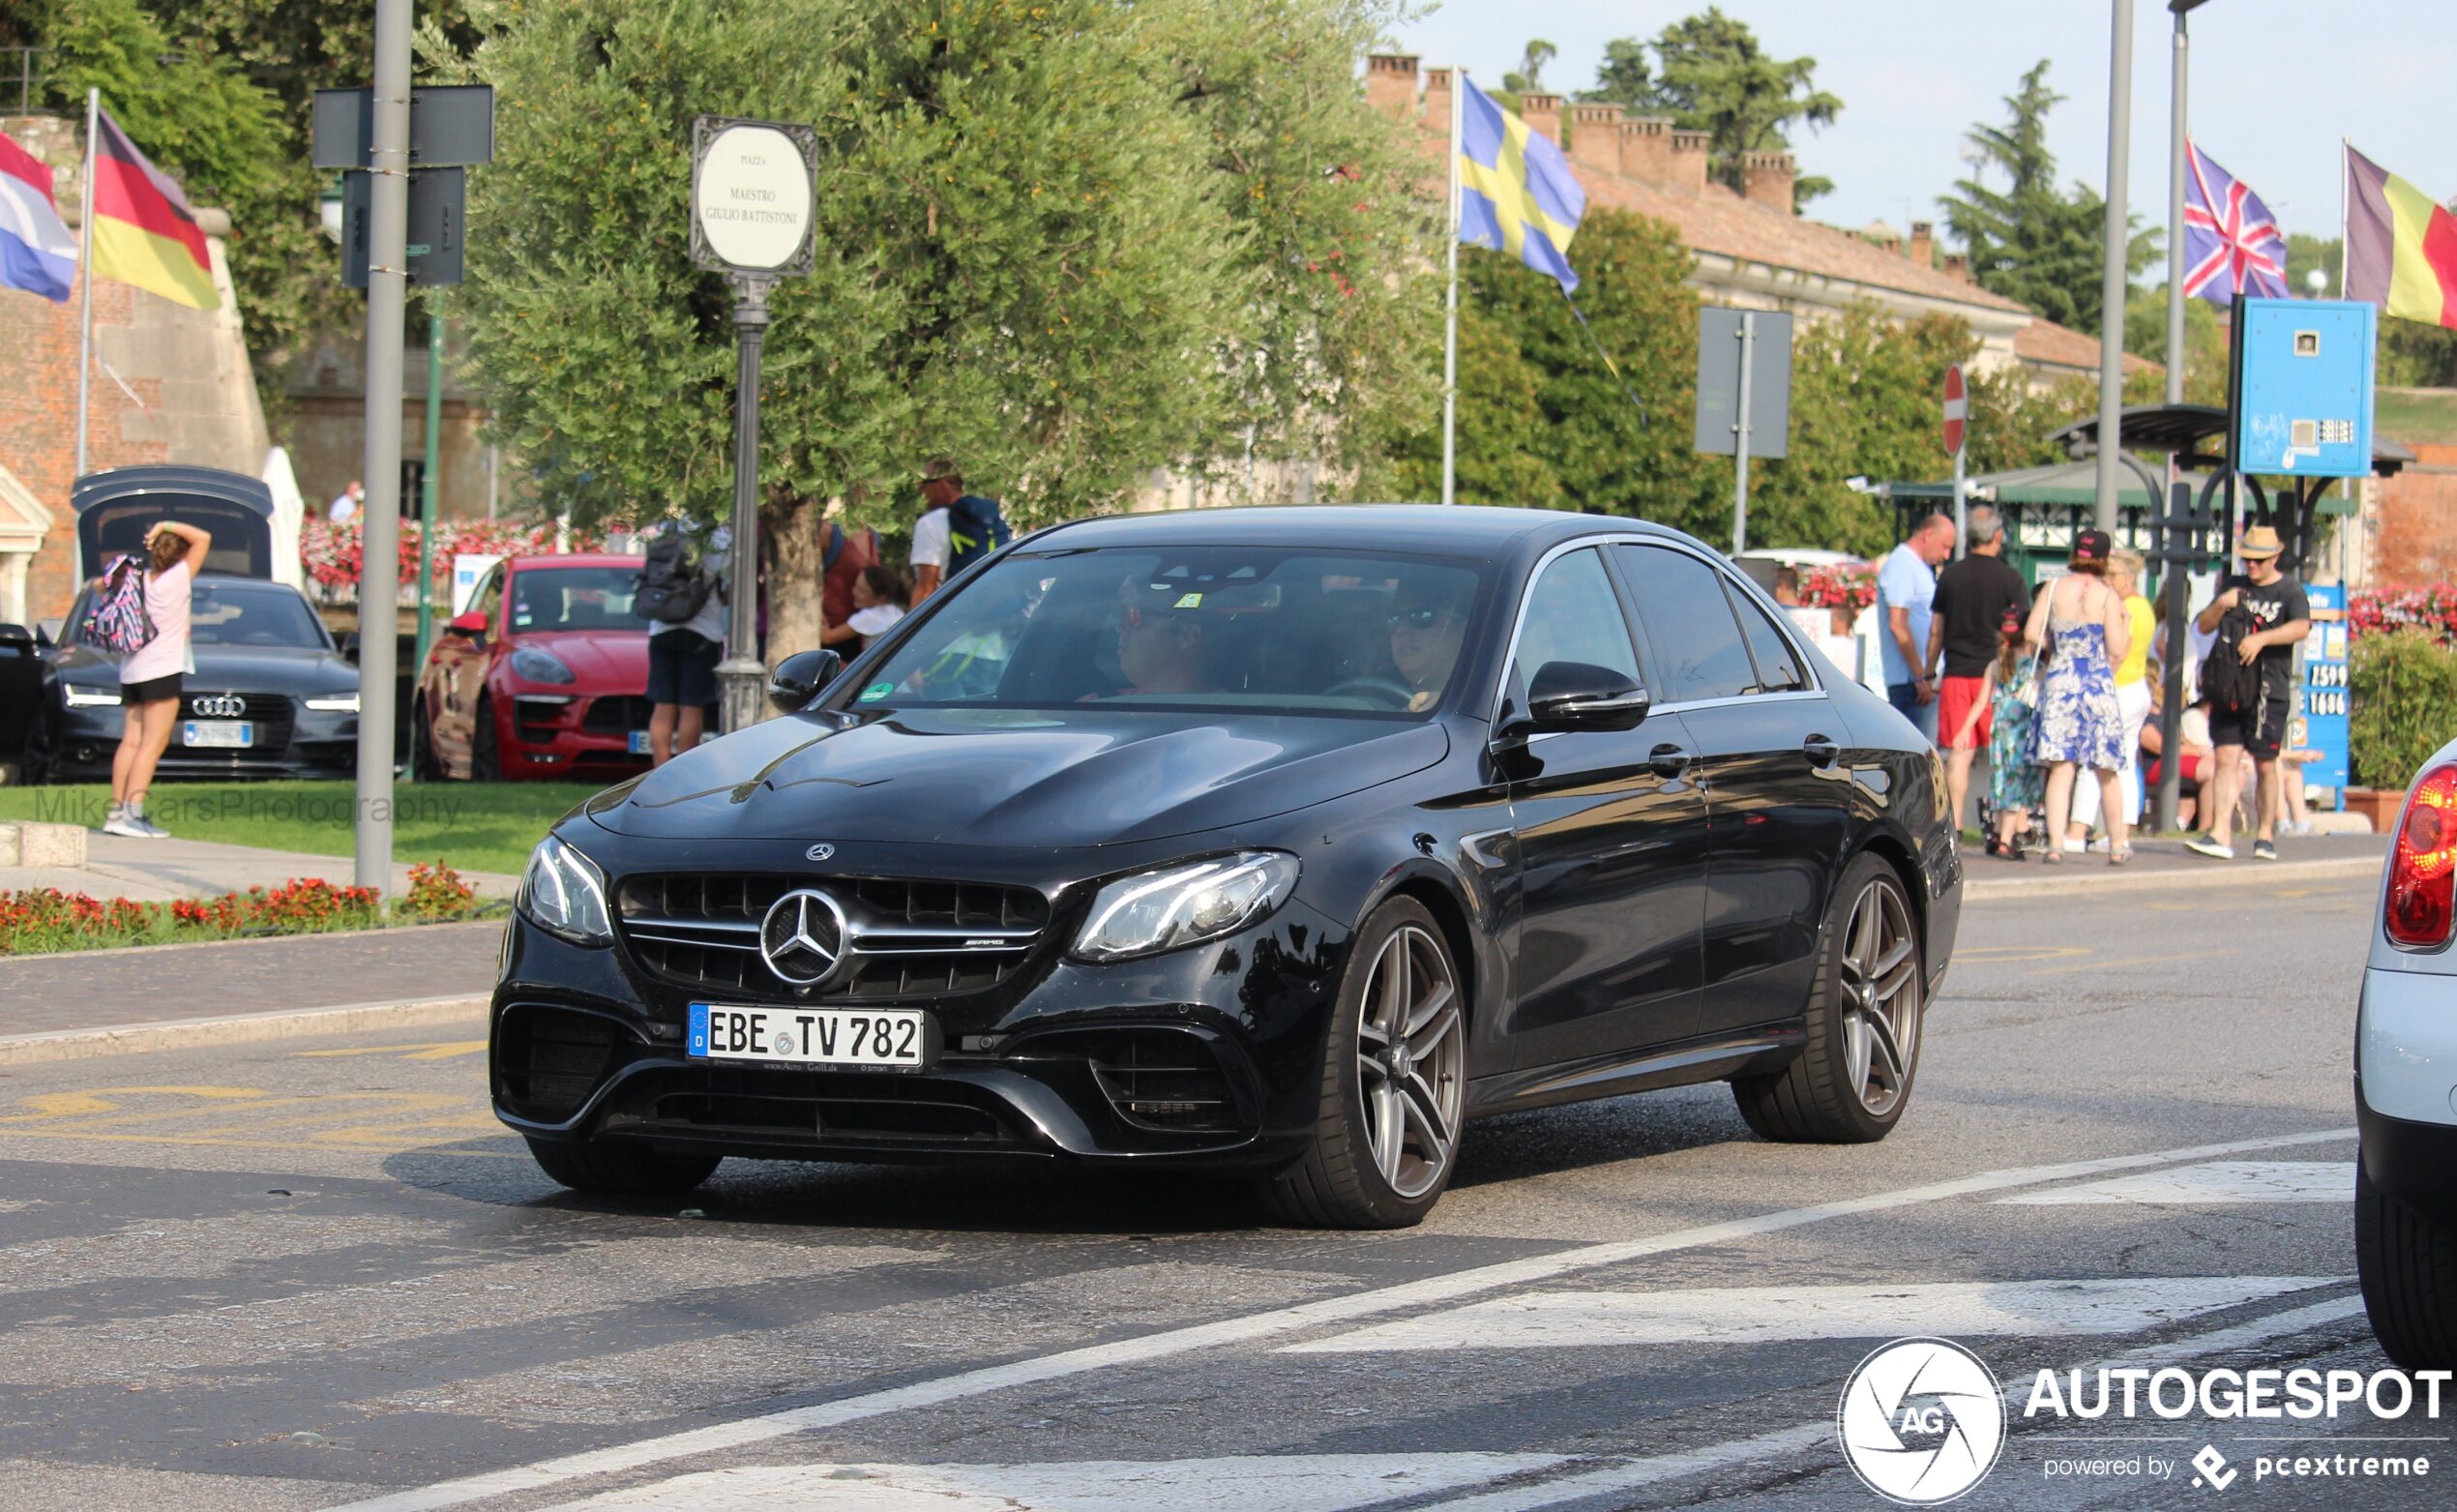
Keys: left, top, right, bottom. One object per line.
{"left": 0, "top": 780, "right": 605, "bottom": 877}
{"left": 2375, "top": 387, "right": 2457, "bottom": 448}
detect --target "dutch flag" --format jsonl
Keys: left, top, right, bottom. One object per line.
{"left": 1, "top": 130, "right": 77, "bottom": 305}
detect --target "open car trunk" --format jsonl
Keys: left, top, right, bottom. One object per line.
{"left": 74, "top": 465, "right": 276, "bottom": 581}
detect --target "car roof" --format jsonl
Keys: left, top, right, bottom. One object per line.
{"left": 1023, "top": 504, "right": 1690, "bottom": 556}
{"left": 503, "top": 553, "right": 638, "bottom": 570}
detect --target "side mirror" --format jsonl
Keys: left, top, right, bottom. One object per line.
{"left": 767, "top": 648, "right": 844, "bottom": 712}
{"left": 446, "top": 609, "right": 488, "bottom": 638}
{"left": 0, "top": 623, "right": 32, "bottom": 649}
{"left": 1526, "top": 660, "right": 1651, "bottom": 733}
{"left": 338, "top": 632, "right": 361, "bottom": 663}
{"left": 37, "top": 618, "right": 62, "bottom": 646}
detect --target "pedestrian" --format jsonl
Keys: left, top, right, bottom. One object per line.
{"left": 2065, "top": 548, "right": 2157, "bottom": 849}
{"left": 1924, "top": 504, "right": 2029, "bottom": 831}
{"left": 638, "top": 519, "right": 728, "bottom": 767}
{"left": 1878, "top": 513, "right": 1955, "bottom": 740}
{"left": 2277, "top": 716, "right": 2324, "bottom": 836}
{"left": 1959, "top": 608, "right": 2042, "bottom": 860}
{"left": 2025, "top": 528, "right": 2132, "bottom": 866}
{"left": 2142, "top": 687, "right": 2216, "bottom": 831}
{"left": 103, "top": 519, "right": 211, "bottom": 839}
{"left": 2185, "top": 524, "right": 2311, "bottom": 862}
{"left": 909, "top": 456, "right": 1012, "bottom": 606}
{"left": 1771, "top": 565, "right": 1802, "bottom": 607}
{"left": 818, "top": 518, "right": 880, "bottom": 633}
{"left": 328, "top": 480, "right": 364, "bottom": 525}
{"left": 823, "top": 565, "right": 908, "bottom": 655}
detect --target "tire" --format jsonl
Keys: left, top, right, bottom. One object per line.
{"left": 470, "top": 695, "right": 503, "bottom": 782}
{"left": 525, "top": 1138, "right": 720, "bottom": 1196}
{"left": 410, "top": 699, "right": 443, "bottom": 782}
{"left": 1260, "top": 896, "right": 1466, "bottom": 1230}
{"left": 21, "top": 707, "right": 60, "bottom": 786}
{"left": 2356, "top": 1160, "right": 2457, "bottom": 1370}
{"left": 1732, "top": 850, "right": 1922, "bottom": 1143}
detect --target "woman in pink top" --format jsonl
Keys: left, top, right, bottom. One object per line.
{"left": 104, "top": 520, "right": 210, "bottom": 839}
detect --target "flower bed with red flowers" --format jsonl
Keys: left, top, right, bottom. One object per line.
{"left": 2350, "top": 586, "right": 2457, "bottom": 648}
{"left": 0, "top": 866, "right": 486, "bottom": 956}
{"left": 300, "top": 519, "right": 605, "bottom": 603}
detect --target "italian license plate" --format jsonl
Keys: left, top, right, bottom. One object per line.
{"left": 183, "top": 720, "right": 252, "bottom": 749}
{"left": 688, "top": 1003, "right": 930, "bottom": 1068}
{"left": 629, "top": 729, "right": 651, "bottom": 755}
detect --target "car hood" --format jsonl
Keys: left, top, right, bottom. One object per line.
{"left": 52, "top": 640, "right": 357, "bottom": 694}
{"left": 586, "top": 707, "right": 1450, "bottom": 848}
{"left": 511, "top": 630, "right": 647, "bottom": 687}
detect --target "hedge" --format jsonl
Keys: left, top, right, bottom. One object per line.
{"left": 2351, "top": 629, "right": 2457, "bottom": 789}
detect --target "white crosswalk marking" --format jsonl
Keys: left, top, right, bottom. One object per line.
{"left": 1281, "top": 1276, "right": 2342, "bottom": 1353}
{"left": 1994, "top": 1161, "right": 2353, "bottom": 1205}
{"left": 535, "top": 1454, "right": 1571, "bottom": 1511}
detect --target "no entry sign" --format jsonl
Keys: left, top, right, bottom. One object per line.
{"left": 1942, "top": 363, "right": 1967, "bottom": 456}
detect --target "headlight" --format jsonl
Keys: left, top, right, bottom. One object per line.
{"left": 63, "top": 683, "right": 122, "bottom": 707}
{"left": 1071, "top": 851, "right": 1300, "bottom": 963}
{"left": 509, "top": 646, "right": 577, "bottom": 685}
{"left": 305, "top": 692, "right": 361, "bottom": 713}
{"left": 517, "top": 835, "right": 612, "bottom": 945}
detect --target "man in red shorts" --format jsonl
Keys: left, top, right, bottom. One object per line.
{"left": 1924, "top": 505, "right": 2028, "bottom": 830}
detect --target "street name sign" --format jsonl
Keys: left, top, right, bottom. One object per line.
{"left": 690, "top": 117, "right": 818, "bottom": 276}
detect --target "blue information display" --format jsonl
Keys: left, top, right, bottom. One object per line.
{"left": 2235, "top": 299, "right": 2376, "bottom": 479}
{"left": 2297, "top": 583, "right": 2351, "bottom": 803}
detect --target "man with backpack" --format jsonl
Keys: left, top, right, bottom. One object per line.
{"left": 910, "top": 457, "right": 1011, "bottom": 605}
{"left": 633, "top": 519, "right": 729, "bottom": 767}
{"left": 2186, "top": 524, "right": 2310, "bottom": 862}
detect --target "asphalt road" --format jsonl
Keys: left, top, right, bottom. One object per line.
{"left": 0, "top": 870, "right": 2442, "bottom": 1511}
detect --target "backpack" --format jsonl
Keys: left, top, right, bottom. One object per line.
{"left": 944, "top": 493, "right": 1013, "bottom": 576}
{"left": 634, "top": 531, "right": 714, "bottom": 625}
{"left": 82, "top": 554, "right": 156, "bottom": 656}
{"left": 822, "top": 522, "right": 879, "bottom": 573}
{"left": 2201, "top": 603, "right": 2263, "bottom": 713}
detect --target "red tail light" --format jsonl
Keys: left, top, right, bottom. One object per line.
{"left": 2387, "top": 764, "right": 2457, "bottom": 948}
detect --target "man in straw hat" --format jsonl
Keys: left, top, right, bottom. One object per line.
{"left": 2186, "top": 523, "right": 2310, "bottom": 862}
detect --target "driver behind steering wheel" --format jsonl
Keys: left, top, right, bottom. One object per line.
{"left": 1387, "top": 574, "right": 1472, "bottom": 712}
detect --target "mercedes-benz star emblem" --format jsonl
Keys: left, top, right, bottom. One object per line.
{"left": 805, "top": 844, "right": 836, "bottom": 862}
{"left": 759, "top": 888, "right": 849, "bottom": 988}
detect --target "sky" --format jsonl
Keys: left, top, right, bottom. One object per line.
{"left": 1386, "top": 1, "right": 2457, "bottom": 251}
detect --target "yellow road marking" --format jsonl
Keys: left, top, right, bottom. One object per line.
{"left": 0, "top": 1085, "right": 268, "bottom": 1122}
{"left": 1955, "top": 945, "right": 2091, "bottom": 964}
{"left": 291, "top": 1040, "right": 488, "bottom": 1061}
{"left": 2027, "top": 947, "right": 2226, "bottom": 978}
{"left": 0, "top": 1127, "right": 522, "bottom": 1158}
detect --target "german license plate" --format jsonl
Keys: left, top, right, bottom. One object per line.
{"left": 688, "top": 1003, "right": 930, "bottom": 1068}
{"left": 183, "top": 720, "right": 252, "bottom": 748}
{"left": 629, "top": 730, "right": 651, "bottom": 755}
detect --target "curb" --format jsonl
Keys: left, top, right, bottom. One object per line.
{"left": 0, "top": 993, "right": 492, "bottom": 1067}
{"left": 1964, "top": 854, "right": 2383, "bottom": 901}
{"left": 0, "top": 916, "right": 505, "bottom": 965}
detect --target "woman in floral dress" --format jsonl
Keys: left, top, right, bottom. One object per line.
{"left": 2024, "top": 529, "right": 2133, "bottom": 865}
{"left": 1961, "top": 608, "right": 2043, "bottom": 859}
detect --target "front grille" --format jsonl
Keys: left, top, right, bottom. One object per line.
{"left": 1089, "top": 1029, "right": 1241, "bottom": 1133}
{"left": 650, "top": 1066, "right": 1014, "bottom": 1145}
{"left": 616, "top": 874, "right": 1051, "bottom": 1002}
{"left": 178, "top": 690, "right": 294, "bottom": 751}
{"left": 582, "top": 696, "right": 655, "bottom": 733}
{"left": 496, "top": 1004, "right": 626, "bottom": 1120}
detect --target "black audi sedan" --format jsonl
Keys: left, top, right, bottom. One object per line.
{"left": 497, "top": 506, "right": 1960, "bottom": 1227}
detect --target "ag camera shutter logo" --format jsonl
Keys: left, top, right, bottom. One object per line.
{"left": 1838, "top": 1338, "right": 2007, "bottom": 1504}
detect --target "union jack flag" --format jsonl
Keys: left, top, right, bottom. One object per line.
{"left": 2183, "top": 140, "right": 2289, "bottom": 304}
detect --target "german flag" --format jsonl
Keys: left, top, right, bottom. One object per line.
{"left": 2347, "top": 144, "right": 2457, "bottom": 331}
{"left": 90, "top": 104, "right": 218, "bottom": 310}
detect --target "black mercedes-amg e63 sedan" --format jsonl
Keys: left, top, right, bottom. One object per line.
{"left": 495, "top": 506, "right": 1961, "bottom": 1228}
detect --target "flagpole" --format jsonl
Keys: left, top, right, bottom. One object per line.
{"left": 73, "top": 87, "right": 98, "bottom": 490}
{"left": 1439, "top": 68, "right": 1462, "bottom": 507}
{"left": 2338, "top": 138, "right": 2350, "bottom": 297}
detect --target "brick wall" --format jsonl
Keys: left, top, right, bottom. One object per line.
{"left": 2371, "top": 442, "right": 2457, "bottom": 587}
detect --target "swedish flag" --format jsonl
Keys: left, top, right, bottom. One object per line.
{"left": 1457, "top": 76, "right": 1585, "bottom": 293}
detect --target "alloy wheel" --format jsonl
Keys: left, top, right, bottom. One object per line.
{"left": 1838, "top": 879, "right": 1920, "bottom": 1118}
{"left": 1353, "top": 923, "right": 1465, "bottom": 1200}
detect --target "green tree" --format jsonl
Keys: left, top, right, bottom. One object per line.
{"left": 1581, "top": 8, "right": 1841, "bottom": 209}
{"left": 1501, "top": 38, "right": 1555, "bottom": 95}
{"left": 1939, "top": 60, "right": 2156, "bottom": 330}
{"left": 443, "top": 0, "right": 1433, "bottom": 654}
{"left": 2122, "top": 284, "right": 2226, "bottom": 404}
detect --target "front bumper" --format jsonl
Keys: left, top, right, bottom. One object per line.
{"left": 495, "top": 693, "right": 654, "bottom": 781}
{"left": 49, "top": 697, "right": 356, "bottom": 779}
{"left": 490, "top": 895, "right": 1346, "bottom": 1171}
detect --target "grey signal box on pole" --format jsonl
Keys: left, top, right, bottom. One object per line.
{"left": 340, "top": 166, "right": 464, "bottom": 287}
{"left": 312, "top": 84, "right": 496, "bottom": 169}
{"left": 1693, "top": 308, "right": 1792, "bottom": 556}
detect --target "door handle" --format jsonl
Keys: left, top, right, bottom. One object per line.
{"left": 1803, "top": 734, "right": 1842, "bottom": 767}
{"left": 1648, "top": 742, "right": 1693, "bottom": 779}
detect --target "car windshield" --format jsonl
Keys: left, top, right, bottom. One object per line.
{"left": 848, "top": 548, "right": 1485, "bottom": 717}
{"left": 188, "top": 582, "right": 327, "bottom": 648}
{"left": 510, "top": 566, "right": 642, "bottom": 633}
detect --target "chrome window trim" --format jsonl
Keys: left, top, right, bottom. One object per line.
{"left": 1490, "top": 532, "right": 1828, "bottom": 728}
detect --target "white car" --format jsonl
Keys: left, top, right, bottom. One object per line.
{"left": 2356, "top": 739, "right": 2457, "bottom": 1369}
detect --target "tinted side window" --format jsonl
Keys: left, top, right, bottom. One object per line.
{"left": 1732, "top": 591, "right": 1807, "bottom": 692}
{"left": 1613, "top": 545, "right": 1755, "bottom": 702}
{"left": 1513, "top": 548, "right": 1643, "bottom": 690}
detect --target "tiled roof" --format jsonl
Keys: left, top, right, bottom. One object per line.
{"left": 2013, "top": 318, "right": 2160, "bottom": 374}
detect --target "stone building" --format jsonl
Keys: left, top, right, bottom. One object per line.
{"left": 0, "top": 114, "right": 267, "bottom": 625}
